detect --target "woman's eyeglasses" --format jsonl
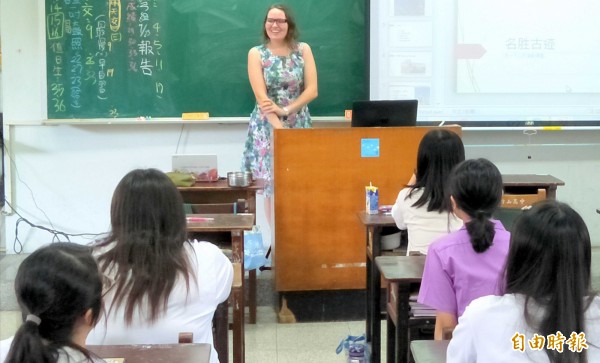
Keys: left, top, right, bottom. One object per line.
{"left": 266, "top": 18, "right": 287, "bottom": 25}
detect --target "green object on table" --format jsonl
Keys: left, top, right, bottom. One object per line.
{"left": 166, "top": 172, "right": 195, "bottom": 187}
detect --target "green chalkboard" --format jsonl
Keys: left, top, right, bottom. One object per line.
{"left": 45, "top": 0, "right": 366, "bottom": 118}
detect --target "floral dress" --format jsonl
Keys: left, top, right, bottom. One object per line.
{"left": 242, "top": 43, "right": 312, "bottom": 197}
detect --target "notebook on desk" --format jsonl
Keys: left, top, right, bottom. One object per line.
{"left": 172, "top": 154, "right": 219, "bottom": 182}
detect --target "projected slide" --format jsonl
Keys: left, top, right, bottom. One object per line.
{"left": 456, "top": 0, "right": 600, "bottom": 93}
{"left": 370, "top": 0, "right": 600, "bottom": 123}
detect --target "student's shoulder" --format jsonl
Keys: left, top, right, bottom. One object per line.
{"left": 398, "top": 187, "right": 413, "bottom": 198}
{"left": 587, "top": 295, "right": 600, "bottom": 315}
{"left": 187, "top": 240, "right": 224, "bottom": 256}
{"left": 0, "top": 336, "right": 14, "bottom": 363}
{"left": 428, "top": 227, "right": 468, "bottom": 252}
{"left": 462, "top": 294, "right": 517, "bottom": 319}
{"left": 397, "top": 187, "right": 422, "bottom": 205}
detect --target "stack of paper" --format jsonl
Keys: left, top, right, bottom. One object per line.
{"left": 409, "top": 292, "right": 436, "bottom": 317}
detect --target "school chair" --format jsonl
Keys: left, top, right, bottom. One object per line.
{"left": 496, "top": 188, "right": 547, "bottom": 231}
{"left": 185, "top": 201, "right": 258, "bottom": 325}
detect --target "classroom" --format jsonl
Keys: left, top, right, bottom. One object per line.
{"left": 1, "top": 1, "right": 600, "bottom": 363}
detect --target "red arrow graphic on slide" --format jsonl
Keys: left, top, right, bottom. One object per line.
{"left": 455, "top": 44, "right": 487, "bottom": 59}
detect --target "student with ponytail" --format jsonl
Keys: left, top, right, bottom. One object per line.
{"left": 0, "top": 243, "right": 104, "bottom": 363}
{"left": 417, "top": 158, "right": 510, "bottom": 339}
{"left": 448, "top": 200, "right": 600, "bottom": 362}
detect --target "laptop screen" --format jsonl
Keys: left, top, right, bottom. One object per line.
{"left": 351, "top": 100, "right": 418, "bottom": 127}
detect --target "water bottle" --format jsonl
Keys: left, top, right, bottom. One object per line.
{"left": 347, "top": 342, "right": 367, "bottom": 363}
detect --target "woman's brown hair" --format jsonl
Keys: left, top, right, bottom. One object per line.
{"left": 262, "top": 4, "right": 299, "bottom": 47}
{"left": 95, "top": 168, "right": 191, "bottom": 324}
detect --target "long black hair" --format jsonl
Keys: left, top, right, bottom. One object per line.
{"left": 408, "top": 129, "right": 465, "bottom": 212}
{"left": 95, "top": 168, "right": 191, "bottom": 324}
{"left": 505, "top": 200, "right": 593, "bottom": 363}
{"left": 6, "top": 243, "right": 102, "bottom": 363}
{"left": 447, "top": 158, "right": 503, "bottom": 253}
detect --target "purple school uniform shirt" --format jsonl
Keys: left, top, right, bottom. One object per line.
{"left": 417, "top": 219, "right": 510, "bottom": 317}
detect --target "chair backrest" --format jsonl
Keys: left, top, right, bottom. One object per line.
{"left": 493, "top": 208, "right": 524, "bottom": 233}
{"left": 178, "top": 332, "right": 193, "bottom": 343}
{"left": 495, "top": 189, "right": 547, "bottom": 232}
{"left": 500, "top": 188, "right": 547, "bottom": 209}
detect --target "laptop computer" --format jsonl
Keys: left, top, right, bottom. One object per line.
{"left": 351, "top": 99, "right": 418, "bottom": 127}
{"left": 171, "top": 154, "right": 219, "bottom": 182}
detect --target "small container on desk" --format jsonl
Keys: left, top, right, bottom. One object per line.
{"left": 366, "top": 184, "right": 379, "bottom": 215}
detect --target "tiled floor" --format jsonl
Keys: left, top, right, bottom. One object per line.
{"left": 1, "top": 307, "right": 386, "bottom": 363}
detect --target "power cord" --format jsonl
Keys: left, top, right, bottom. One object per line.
{"left": 5, "top": 200, "right": 105, "bottom": 254}
{"left": 2, "top": 143, "right": 105, "bottom": 253}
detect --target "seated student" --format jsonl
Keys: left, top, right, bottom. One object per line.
{"left": 391, "top": 129, "right": 465, "bottom": 255}
{"left": 0, "top": 243, "right": 104, "bottom": 363}
{"left": 418, "top": 158, "right": 510, "bottom": 339}
{"left": 87, "top": 169, "right": 233, "bottom": 363}
{"left": 447, "top": 200, "right": 600, "bottom": 362}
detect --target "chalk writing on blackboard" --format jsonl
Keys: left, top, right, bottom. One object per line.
{"left": 46, "top": 0, "right": 169, "bottom": 118}
{"left": 45, "top": 0, "right": 367, "bottom": 119}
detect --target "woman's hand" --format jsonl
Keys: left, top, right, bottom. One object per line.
{"left": 259, "top": 99, "right": 286, "bottom": 117}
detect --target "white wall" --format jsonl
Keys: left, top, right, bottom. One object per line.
{"left": 2, "top": 123, "right": 254, "bottom": 253}
{"left": 1, "top": 0, "right": 599, "bottom": 253}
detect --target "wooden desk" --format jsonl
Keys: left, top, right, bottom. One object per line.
{"left": 178, "top": 179, "right": 264, "bottom": 214}
{"left": 410, "top": 340, "right": 448, "bottom": 363}
{"left": 501, "top": 174, "right": 564, "bottom": 199}
{"left": 374, "top": 248, "right": 600, "bottom": 363}
{"left": 187, "top": 213, "right": 254, "bottom": 363}
{"left": 179, "top": 179, "right": 264, "bottom": 325}
{"left": 357, "top": 212, "right": 397, "bottom": 363}
{"left": 376, "top": 255, "right": 426, "bottom": 363}
{"left": 89, "top": 343, "right": 211, "bottom": 363}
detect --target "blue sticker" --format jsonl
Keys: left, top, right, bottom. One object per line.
{"left": 361, "top": 138, "right": 380, "bottom": 157}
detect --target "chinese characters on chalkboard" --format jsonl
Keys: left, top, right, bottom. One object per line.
{"left": 46, "top": 0, "right": 167, "bottom": 118}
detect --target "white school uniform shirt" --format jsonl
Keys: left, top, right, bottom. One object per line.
{"left": 391, "top": 188, "right": 462, "bottom": 255}
{"left": 0, "top": 337, "right": 105, "bottom": 363}
{"left": 87, "top": 241, "right": 233, "bottom": 363}
{"left": 0, "top": 337, "right": 13, "bottom": 363}
{"left": 448, "top": 294, "right": 600, "bottom": 363}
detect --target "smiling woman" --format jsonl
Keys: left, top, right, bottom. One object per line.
{"left": 242, "top": 3, "right": 319, "bottom": 230}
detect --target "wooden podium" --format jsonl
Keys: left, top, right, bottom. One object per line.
{"left": 273, "top": 126, "right": 461, "bottom": 291}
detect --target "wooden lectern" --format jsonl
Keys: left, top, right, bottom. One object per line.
{"left": 273, "top": 126, "right": 461, "bottom": 291}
